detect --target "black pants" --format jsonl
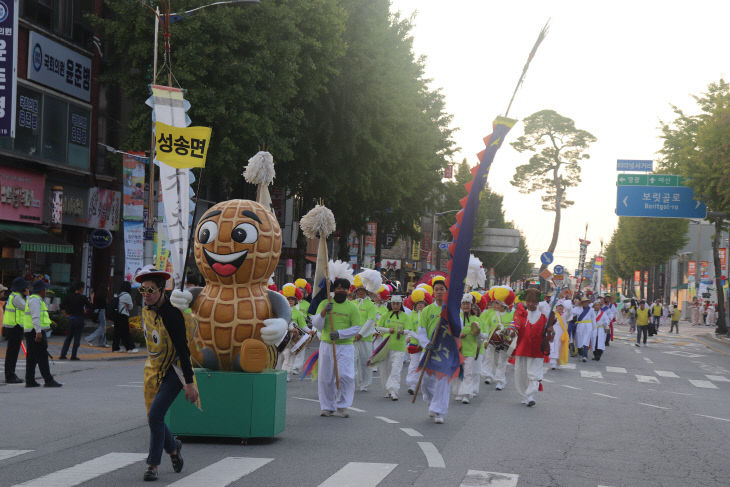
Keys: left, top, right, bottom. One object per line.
{"left": 4, "top": 325, "right": 24, "bottom": 380}
{"left": 25, "top": 331, "right": 53, "bottom": 383}
{"left": 113, "top": 314, "right": 135, "bottom": 351}
{"left": 60, "top": 316, "right": 84, "bottom": 358}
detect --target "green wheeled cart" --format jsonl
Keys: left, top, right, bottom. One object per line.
{"left": 166, "top": 368, "right": 286, "bottom": 438}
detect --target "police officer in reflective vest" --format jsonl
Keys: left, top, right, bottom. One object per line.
{"left": 3, "top": 277, "right": 29, "bottom": 384}
{"left": 23, "top": 280, "right": 62, "bottom": 388}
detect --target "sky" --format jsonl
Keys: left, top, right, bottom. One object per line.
{"left": 389, "top": 0, "right": 730, "bottom": 274}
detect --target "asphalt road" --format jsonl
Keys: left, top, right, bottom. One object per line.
{"left": 1, "top": 325, "right": 730, "bottom": 487}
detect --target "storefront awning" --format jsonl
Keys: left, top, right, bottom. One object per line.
{"left": 0, "top": 223, "right": 74, "bottom": 254}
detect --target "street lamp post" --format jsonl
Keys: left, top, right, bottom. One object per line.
{"left": 142, "top": 0, "right": 260, "bottom": 265}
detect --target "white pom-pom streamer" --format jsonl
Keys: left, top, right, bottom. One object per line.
{"left": 300, "top": 205, "right": 336, "bottom": 240}
{"left": 358, "top": 268, "right": 383, "bottom": 293}
{"left": 328, "top": 260, "right": 354, "bottom": 285}
{"left": 465, "top": 254, "right": 486, "bottom": 289}
{"left": 242, "top": 151, "right": 275, "bottom": 186}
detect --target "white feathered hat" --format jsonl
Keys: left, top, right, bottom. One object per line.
{"left": 353, "top": 268, "right": 382, "bottom": 293}
{"left": 243, "top": 151, "right": 275, "bottom": 212}
{"left": 465, "top": 254, "right": 486, "bottom": 289}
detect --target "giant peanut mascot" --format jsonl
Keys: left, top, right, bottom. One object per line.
{"left": 171, "top": 152, "right": 289, "bottom": 372}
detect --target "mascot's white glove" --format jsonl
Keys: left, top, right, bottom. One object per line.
{"left": 261, "top": 318, "right": 288, "bottom": 346}
{"left": 170, "top": 290, "right": 192, "bottom": 311}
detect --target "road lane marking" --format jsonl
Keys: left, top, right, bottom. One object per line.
{"left": 689, "top": 380, "right": 718, "bottom": 389}
{"left": 695, "top": 414, "right": 730, "bottom": 422}
{"left": 664, "top": 350, "right": 704, "bottom": 358}
{"left": 606, "top": 366, "right": 627, "bottom": 373}
{"left": 636, "top": 375, "right": 660, "bottom": 384}
{"left": 667, "top": 391, "right": 695, "bottom": 396}
{"left": 643, "top": 357, "right": 654, "bottom": 364}
{"left": 417, "top": 442, "right": 445, "bottom": 468}
{"left": 460, "top": 470, "right": 519, "bottom": 486}
{"left": 705, "top": 375, "right": 730, "bottom": 382}
{"left": 400, "top": 428, "right": 423, "bottom": 437}
{"left": 587, "top": 379, "right": 617, "bottom": 386}
{"left": 293, "top": 396, "right": 319, "bottom": 403}
{"left": 11, "top": 452, "right": 146, "bottom": 487}
{"left": 542, "top": 378, "right": 554, "bottom": 383}
{"left": 0, "top": 450, "right": 33, "bottom": 462}
{"left": 635, "top": 349, "right": 641, "bottom": 354}
{"left": 561, "top": 385, "right": 582, "bottom": 390}
{"left": 580, "top": 370, "right": 603, "bottom": 378}
{"left": 168, "top": 457, "right": 273, "bottom": 486}
{"left": 593, "top": 393, "right": 617, "bottom": 399}
{"left": 317, "top": 462, "right": 398, "bottom": 487}
{"left": 560, "top": 363, "right": 576, "bottom": 369}
{"left": 376, "top": 416, "right": 399, "bottom": 424}
{"left": 348, "top": 407, "right": 367, "bottom": 413}
{"left": 639, "top": 402, "right": 670, "bottom": 410}
{"left": 655, "top": 370, "right": 679, "bottom": 378}
{"left": 116, "top": 384, "right": 143, "bottom": 388}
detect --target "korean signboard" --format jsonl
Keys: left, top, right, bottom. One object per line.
{"left": 0, "top": 167, "right": 43, "bottom": 223}
{"left": 122, "top": 152, "right": 145, "bottom": 221}
{"left": 364, "top": 221, "right": 378, "bottom": 256}
{"left": 27, "top": 31, "right": 91, "bottom": 102}
{"left": 0, "top": 0, "right": 18, "bottom": 137}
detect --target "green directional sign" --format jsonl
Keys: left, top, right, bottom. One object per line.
{"left": 617, "top": 174, "right": 683, "bottom": 187}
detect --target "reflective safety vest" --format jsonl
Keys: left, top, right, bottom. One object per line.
{"left": 22, "top": 295, "right": 51, "bottom": 331}
{"left": 2, "top": 292, "right": 24, "bottom": 327}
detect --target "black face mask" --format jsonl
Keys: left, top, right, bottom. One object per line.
{"left": 333, "top": 292, "right": 347, "bottom": 303}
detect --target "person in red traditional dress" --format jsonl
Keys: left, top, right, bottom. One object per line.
{"left": 512, "top": 288, "right": 553, "bottom": 407}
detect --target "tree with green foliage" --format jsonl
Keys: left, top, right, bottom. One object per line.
{"left": 510, "top": 110, "right": 596, "bottom": 283}
{"left": 602, "top": 217, "right": 688, "bottom": 300}
{"left": 659, "top": 79, "right": 730, "bottom": 333}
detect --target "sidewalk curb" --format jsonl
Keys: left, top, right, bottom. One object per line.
{"left": 694, "top": 334, "right": 730, "bottom": 356}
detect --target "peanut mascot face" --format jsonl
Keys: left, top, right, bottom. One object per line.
{"left": 194, "top": 200, "right": 281, "bottom": 286}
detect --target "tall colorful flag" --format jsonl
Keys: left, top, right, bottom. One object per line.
{"left": 419, "top": 117, "right": 516, "bottom": 379}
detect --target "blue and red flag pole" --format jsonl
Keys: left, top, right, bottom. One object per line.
{"left": 411, "top": 20, "right": 549, "bottom": 402}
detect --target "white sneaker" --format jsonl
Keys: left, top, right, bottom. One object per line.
{"left": 433, "top": 415, "right": 444, "bottom": 424}
{"left": 320, "top": 410, "right": 333, "bottom": 417}
{"left": 428, "top": 410, "right": 436, "bottom": 418}
{"left": 495, "top": 384, "right": 504, "bottom": 391}
{"left": 128, "top": 348, "right": 139, "bottom": 353}
{"left": 461, "top": 397, "right": 470, "bottom": 404}
{"left": 390, "top": 393, "right": 398, "bottom": 401}
{"left": 335, "top": 408, "right": 350, "bottom": 418}
{"left": 454, "top": 396, "right": 463, "bottom": 402}
{"left": 359, "top": 387, "right": 368, "bottom": 392}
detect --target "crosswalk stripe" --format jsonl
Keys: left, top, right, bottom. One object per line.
{"left": 639, "top": 402, "right": 670, "bottom": 410}
{"left": 705, "top": 375, "right": 730, "bottom": 382}
{"left": 655, "top": 370, "right": 679, "bottom": 378}
{"left": 459, "top": 470, "right": 519, "bottom": 487}
{"left": 11, "top": 452, "right": 146, "bottom": 487}
{"left": 643, "top": 357, "right": 654, "bottom": 364}
{"left": 593, "top": 393, "right": 617, "bottom": 399}
{"left": 635, "top": 375, "right": 660, "bottom": 384}
{"left": 400, "top": 428, "right": 423, "bottom": 437}
{"left": 417, "top": 442, "right": 445, "bottom": 468}
{"left": 689, "top": 380, "right": 718, "bottom": 389}
{"left": 605, "top": 366, "right": 627, "bottom": 373}
{"left": 0, "top": 450, "right": 33, "bottom": 461}
{"left": 580, "top": 370, "right": 602, "bottom": 378}
{"left": 695, "top": 414, "right": 730, "bottom": 422}
{"left": 560, "top": 363, "right": 576, "bottom": 370}
{"left": 561, "top": 385, "right": 582, "bottom": 390}
{"left": 375, "top": 416, "right": 399, "bottom": 424}
{"left": 167, "top": 457, "right": 273, "bottom": 487}
{"left": 317, "top": 462, "right": 397, "bottom": 487}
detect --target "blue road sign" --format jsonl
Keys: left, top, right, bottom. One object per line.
{"left": 540, "top": 252, "right": 554, "bottom": 266}
{"left": 583, "top": 268, "right": 594, "bottom": 279}
{"left": 616, "top": 185, "right": 707, "bottom": 218}
{"left": 617, "top": 159, "right": 653, "bottom": 172}
{"left": 438, "top": 242, "right": 449, "bottom": 250}
{"left": 553, "top": 264, "right": 564, "bottom": 275}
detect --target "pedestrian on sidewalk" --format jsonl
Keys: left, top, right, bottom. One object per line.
{"left": 706, "top": 304, "right": 717, "bottom": 328}
{"left": 690, "top": 298, "right": 701, "bottom": 326}
{"left": 669, "top": 304, "right": 680, "bottom": 334}
{"left": 86, "top": 288, "right": 108, "bottom": 347}
{"left": 627, "top": 299, "right": 637, "bottom": 334}
{"left": 23, "top": 280, "right": 62, "bottom": 387}
{"left": 635, "top": 300, "right": 649, "bottom": 347}
{"left": 59, "top": 281, "right": 92, "bottom": 360}
{"left": 113, "top": 281, "right": 138, "bottom": 353}
{"left": 3, "top": 277, "right": 29, "bottom": 384}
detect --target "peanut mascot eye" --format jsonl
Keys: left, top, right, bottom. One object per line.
{"left": 231, "top": 222, "right": 258, "bottom": 244}
{"left": 152, "top": 330, "right": 160, "bottom": 345}
{"left": 198, "top": 220, "right": 218, "bottom": 244}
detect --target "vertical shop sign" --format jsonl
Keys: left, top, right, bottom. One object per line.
{"left": 0, "top": 0, "right": 18, "bottom": 137}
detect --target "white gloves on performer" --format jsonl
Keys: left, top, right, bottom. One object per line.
{"left": 170, "top": 290, "right": 192, "bottom": 311}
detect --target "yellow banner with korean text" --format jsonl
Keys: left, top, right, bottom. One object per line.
{"left": 155, "top": 121, "right": 212, "bottom": 169}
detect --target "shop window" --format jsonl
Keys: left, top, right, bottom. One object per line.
{"left": 67, "top": 105, "right": 89, "bottom": 169}
{"left": 42, "top": 94, "right": 68, "bottom": 163}
{"left": 14, "top": 86, "right": 42, "bottom": 157}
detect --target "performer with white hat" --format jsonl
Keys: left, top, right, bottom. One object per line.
{"left": 454, "top": 293, "right": 485, "bottom": 404}
{"left": 374, "top": 295, "right": 409, "bottom": 400}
